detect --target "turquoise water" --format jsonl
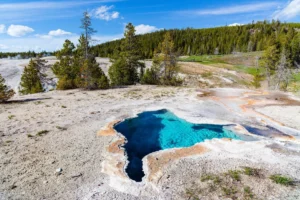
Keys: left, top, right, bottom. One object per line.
{"left": 114, "top": 109, "right": 241, "bottom": 182}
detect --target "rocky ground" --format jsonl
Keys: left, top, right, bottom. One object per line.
{"left": 1, "top": 57, "right": 300, "bottom": 199}
{"left": 0, "top": 86, "right": 300, "bottom": 200}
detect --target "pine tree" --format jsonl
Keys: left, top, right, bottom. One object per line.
{"left": 76, "top": 34, "right": 88, "bottom": 59}
{"left": 261, "top": 41, "right": 281, "bottom": 88}
{"left": 156, "top": 32, "right": 182, "bottom": 86}
{"left": 141, "top": 32, "right": 182, "bottom": 86}
{"left": 19, "top": 59, "right": 44, "bottom": 94}
{"left": 52, "top": 12, "right": 109, "bottom": 90}
{"left": 275, "top": 48, "right": 292, "bottom": 91}
{"left": 56, "top": 39, "right": 75, "bottom": 58}
{"left": 0, "top": 74, "right": 15, "bottom": 102}
{"left": 109, "top": 23, "right": 144, "bottom": 86}
{"left": 80, "top": 11, "right": 96, "bottom": 59}
{"left": 52, "top": 39, "right": 81, "bottom": 90}
{"left": 52, "top": 56, "right": 81, "bottom": 90}
{"left": 141, "top": 50, "right": 161, "bottom": 85}
{"left": 291, "top": 33, "right": 300, "bottom": 66}
{"left": 80, "top": 57, "right": 109, "bottom": 90}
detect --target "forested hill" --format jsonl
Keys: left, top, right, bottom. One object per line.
{"left": 92, "top": 21, "right": 300, "bottom": 59}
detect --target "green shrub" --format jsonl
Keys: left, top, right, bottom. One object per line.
{"left": 56, "top": 126, "right": 67, "bottom": 131}
{"left": 161, "top": 76, "right": 183, "bottom": 86}
{"left": 243, "top": 167, "right": 261, "bottom": 177}
{"left": 0, "top": 74, "right": 15, "bottom": 102}
{"left": 8, "top": 115, "right": 15, "bottom": 120}
{"left": 56, "top": 76, "right": 78, "bottom": 90}
{"left": 226, "top": 170, "right": 241, "bottom": 181}
{"left": 80, "top": 58, "right": 110, "bottom": 90}
{"left": 201, "top": 174, "right": 214, "bottom": 182}
{"left": 36, "top": 130, "right": 49, "bottom": 136}
{"left": 222, "top": 186, "right": 237, "bottom": 196}
{"left": 244, "top": 186, "right": 254, "bottom": 199}
{"left": 19, "top": 59, "right": 44, "bottom": 95}
{"left": 252, "top": 74, "right": 262, "bottom": 88}
{"left": 141, "top": 68, "right": 160, "bottom": 85}
{"left": 109, "top": 58, "right": 139, "bottom": 86}
{"left": 270, "top": 175, "right": 294, "bottom": 186}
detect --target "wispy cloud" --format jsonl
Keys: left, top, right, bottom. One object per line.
{"left": 178, "top": 2, "right": 280, "bottom": 16}
{"left": 36, "top": 29, "right": 73, "bottom": 39}
{"left": 273, "top": 0, "right": 300, "bottom": 20}
{"left": 0, "top": 0, "right": 123, "bottom": 22}
{"left": 0, "top": 0, "right": 122, "bottom": 11}
{"left": 91, "top": 5, "right": 120, "bottom": 21}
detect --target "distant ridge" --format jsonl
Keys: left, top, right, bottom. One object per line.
{"left": 92, "top": 21, "right": 300, "bottom": 59}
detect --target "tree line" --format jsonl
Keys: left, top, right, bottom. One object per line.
{"left": 0, "top": 51, "right": 52, "bottom": 59}
{"left": 92, "top": 21, "right": 300, "bottom": 59}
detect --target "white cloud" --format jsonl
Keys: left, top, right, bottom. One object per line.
{"left": 0, "top": 1, "right": 122, "bottom": 23}
{"left": 135, "top": 24, "right": 159, "bottom": 35}
{"left": 273, "top": 0, "right": 300, "bottom": 20}
{"left": 36, "top": 29, "right": 72, "bottom": 39}
{"left": 92, "top": 5, "right": 120, "bottom": 21}
{"left": 0, "top": 34, "right": 123, "bottom": 52}
{"left": 228, "top": 23, "right": 244, "bottom": 27}
{"left": 0, "top": 24, "right": 6, "bottom": 33}
{"left": 7, "top": 25, "right": 34, "bottom": 37}
{"left": 180, "top": 2, "right": 279, "bottom": 16}
{"left": 0, "top": 1, "right": 121, "bottom": 11}
{"left": 49, "top": 29, "right": 72, "bottom": 36}
{"left": 111, "top": 12, "right": 120, "bottom": 19}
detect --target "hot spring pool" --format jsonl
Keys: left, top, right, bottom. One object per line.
{"left": 114, "top": 109, "right": 242, "bottom": 182}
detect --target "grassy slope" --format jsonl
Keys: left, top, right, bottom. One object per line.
{"left": 179, "top": 52, "right": 300, "bottom": 94}
{"left": 179, "top": 52, "right": 264, "bottom": 76}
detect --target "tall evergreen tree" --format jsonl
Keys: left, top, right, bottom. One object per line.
{"left": 52, "top": 56, "right": 81, "bottom": 90}
{"left": 80, "top": 11, "right": 96, "bottom": 59}
{"left": 261, "top": 40, "right": 281, "bottom": 87}
{"left": 76, "top": 34, "right": 88, "bottom": 59}
{"left": 109, "top": 23, "right": 145, "bottom": 86}
{"left": 291, "top": 33, "right": 300, "bottom": 66}
{"left": 52, "top": 40, "right": 81, "bottom": 90}
{"left": 19, "top": 59, "right": 44, "bottom": 94}
{"left": 142, "top": 32, "right": 182, "bottom": 86}
{"left": 52, "top": 13, "right": 109, "bottom": 90}
{"left": 0, "top": 74, "right": 15, "bottom": 102}
{"left": 80, "top": 58, "right": 109, "bottom": 90}
{"left": 160, "top": 32, "right": 179, "bottom": 82}
{"left": 275, "top": 48, "right": 293, "bottom": 91}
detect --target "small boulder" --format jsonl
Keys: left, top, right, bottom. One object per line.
{"left": 55, "top": 168, "right": 63, "bottom": 176}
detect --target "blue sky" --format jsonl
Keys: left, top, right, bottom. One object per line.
{"left": 0, "top": 0, "right": 299, "bottom": 52}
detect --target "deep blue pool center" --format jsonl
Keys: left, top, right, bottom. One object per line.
{"left": 114, "top": 109, "right": 241, "bottom": 182}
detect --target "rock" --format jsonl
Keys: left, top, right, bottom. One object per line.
{"left": 9, "top": 184, "right": 17, "bottom": 190}
{"left": 55, "top": 168, "right": 63, "bottom": 175}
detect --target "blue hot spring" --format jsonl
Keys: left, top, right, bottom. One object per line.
{"left": 114, "top": 109, "right": 241, "bottom": 182}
